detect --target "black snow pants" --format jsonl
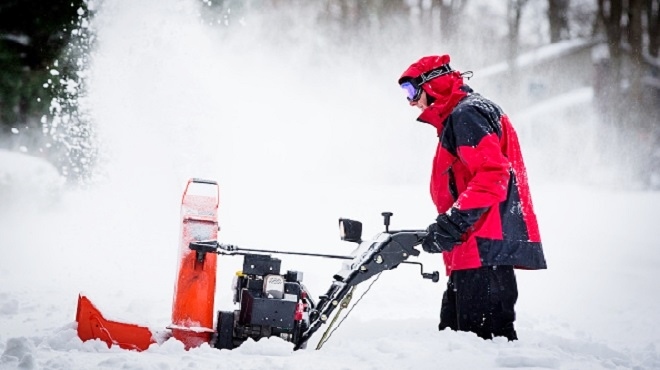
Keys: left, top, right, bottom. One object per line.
{"left": 439, "top": 265, "right": 518, "bottom": 341}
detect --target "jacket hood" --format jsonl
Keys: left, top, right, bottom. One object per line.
{"left": 399, "top": 55, "right": 468, "bottom": 133}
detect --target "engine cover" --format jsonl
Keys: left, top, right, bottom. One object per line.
{"left": 238, "top": 289, "right": 298, "bottom": 330}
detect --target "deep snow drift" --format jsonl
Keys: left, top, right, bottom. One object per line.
{"left": 1, "top": 0, "right": 660, "bottom": 369}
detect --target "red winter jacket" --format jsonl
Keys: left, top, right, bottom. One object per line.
{"left": 400, "top": 55, "right": 546, "bottom": 275}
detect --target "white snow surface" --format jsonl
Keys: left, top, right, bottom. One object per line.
{"left": 2, "top": 0, "right": 660, "bottom": 369}
{"left": 1, "top": 172, "right": 659, "bottom": 370}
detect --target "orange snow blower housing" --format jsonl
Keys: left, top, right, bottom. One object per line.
{"left": 76, "top": 178, "right": 220, "bottom": 351}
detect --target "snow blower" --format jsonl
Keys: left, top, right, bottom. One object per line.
{"left": 75, "top": 178, "right": 439, "bottom": 351}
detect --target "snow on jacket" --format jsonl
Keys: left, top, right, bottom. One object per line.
{"left": 400, "top": 55, "right": 547, "bottom": 275}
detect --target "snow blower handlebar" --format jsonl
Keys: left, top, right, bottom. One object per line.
{"left": 217, "top": 243, "right": 360, "bottom": 261}
{"left": 188, "top": 238, "right": 439, "bottom": 283}
{"left": 296, "top": 228, "right": 434, "bottom": 349}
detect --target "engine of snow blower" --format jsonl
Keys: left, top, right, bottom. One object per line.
{"left": 213, "top": 253, "right": 314, "bottom": 349}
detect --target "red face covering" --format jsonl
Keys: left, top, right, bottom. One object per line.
{"left": 399, "top": 55, "right": 467, "bottom": 131}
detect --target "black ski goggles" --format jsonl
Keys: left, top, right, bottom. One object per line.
{"left": 400, "top": 64, "right": 453, "bottom": 102}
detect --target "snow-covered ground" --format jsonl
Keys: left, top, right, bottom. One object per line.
{"left": 1, "top": 166, "right": 659, "bottom": 369}
{"left": 2, "top": 0, "right": 660, "bottom": 369}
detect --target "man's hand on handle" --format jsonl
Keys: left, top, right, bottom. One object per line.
{"left": 422, "top": 213, "right": 464, "bottom": 253}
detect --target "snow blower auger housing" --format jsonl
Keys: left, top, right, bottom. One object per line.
{"left": 75, "top": 178, "right": 439, "bottom": 352}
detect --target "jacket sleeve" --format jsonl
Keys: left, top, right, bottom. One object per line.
{"left": 444, "top": 107, "right": 511, "bottom": 232}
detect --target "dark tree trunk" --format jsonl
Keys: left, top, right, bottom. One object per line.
{"left": 548, "top": 0, "right": 570, "bottom": 42}
{"left": 648, "top": 0, "right": 660, "bottom": 57}
{"left": 628, "top": 0, "right": 644, "bottom": 105}
{"left": 434, "top": 0, "right": 468, "bottom": 40}
{"left": 507, "top": 0, "right": 527, "bottom": 67}
{"left": 597, "top": 0, "right": 624, "bottom": 90}
{"left": 595, "top": 0, "right": 659, "bottom": 185}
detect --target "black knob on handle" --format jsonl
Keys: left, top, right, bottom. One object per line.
{"left": 381, "top": 212, "right": 393, "bottom": 232}
{"left": 422, "top": 271, "right": 440, "bottom": 283}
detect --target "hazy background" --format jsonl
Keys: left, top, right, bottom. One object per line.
{"left": 1, "top": 0, "right": 658, "bottom": 193}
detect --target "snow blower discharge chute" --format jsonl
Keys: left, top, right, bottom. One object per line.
{"left": 75, "top": 178, "right": 439, "bottom": 351}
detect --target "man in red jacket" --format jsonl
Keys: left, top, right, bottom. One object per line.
{"left": 398, "top": 55, "right": 546, "bottom": 341}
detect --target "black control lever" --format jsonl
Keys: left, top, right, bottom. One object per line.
{"left": 189, "top": 240, "right": 220, "bottom": 263}
{"left": 381, "top": 212, "right": 393, "bottom": 233}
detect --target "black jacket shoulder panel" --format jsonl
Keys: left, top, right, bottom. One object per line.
{"left": 448, "top": 94, "right": 504, "bottom": 148}
{"left": 440, "top": 115, "right": 458, "bottom": 156}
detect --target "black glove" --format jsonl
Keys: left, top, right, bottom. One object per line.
{"left": 421, "top": 213, "right": 464, "bottom": 253}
